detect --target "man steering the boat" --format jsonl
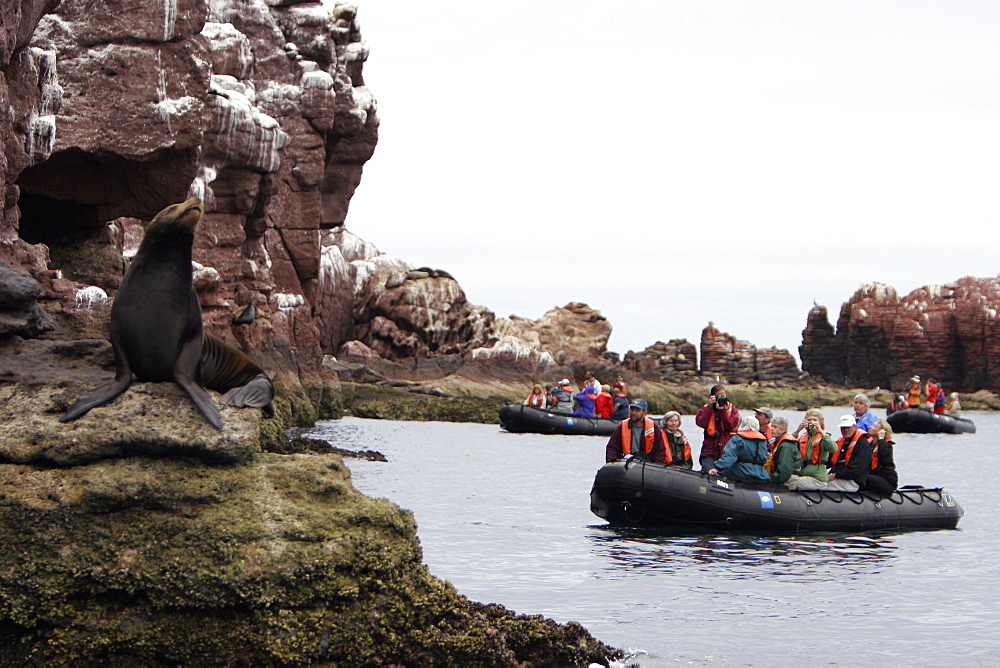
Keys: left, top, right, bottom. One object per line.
{"left": 605, "top": 398, "right": 668, "bottom": 465}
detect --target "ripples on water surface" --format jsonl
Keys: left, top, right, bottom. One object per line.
{"left": 308, "top": 411, "right": 999, "bottom": 666}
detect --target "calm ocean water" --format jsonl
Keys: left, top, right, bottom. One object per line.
{"left": 307, "top": 409, "right": 999, "bottom": 666}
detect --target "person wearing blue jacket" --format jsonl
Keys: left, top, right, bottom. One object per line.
{"left": 572, "top": 389, "right": 597, "bottom": 418}
{"left": 708, "top": 413, "right": 769, "bottom": 483}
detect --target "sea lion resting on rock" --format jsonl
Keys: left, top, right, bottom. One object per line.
{"left": 60, "top": 198, "right": 274, "bottom": 430}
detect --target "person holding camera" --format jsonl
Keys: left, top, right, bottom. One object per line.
{"left": 694, "top": 384, "right": 740, "bottom": 471}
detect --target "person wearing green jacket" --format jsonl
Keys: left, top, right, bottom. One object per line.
{"left": 766, "top": 416, "right": 802, "bottom": 484}
{"left": 785, "top": 409, "right": 837, "bottom": 490}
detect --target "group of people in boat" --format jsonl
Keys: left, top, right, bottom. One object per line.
{"left": 603, "top": 383, "right": 898, "bottom": 495}
{"left": 888, "top": 375, "right": 961, "bottom": 416}
{"left": 523, "top": 372, "right": 631, "bottom": 420}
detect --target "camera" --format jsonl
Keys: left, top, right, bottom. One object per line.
{"left": 716, "top": 396, "right": 729, "bottom": 407}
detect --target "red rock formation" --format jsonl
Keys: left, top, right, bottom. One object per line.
{"left": 800, "top": 278, "right": 1000, "bottom": 392}
{"left": 0, "top": 0, "right": 378, "bottom": 402}
{"left": 623, "top": 339, "right": 699, "bottom": 381}
{"left": 699, "top": 322, "right": 800, "bottom": 383}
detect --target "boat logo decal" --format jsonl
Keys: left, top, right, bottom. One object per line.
{"left": 715, "top": 480, "right": 731, "bottom": 490}
{"left": 698, "top": 486, "right": 707, "bottom": 495}
{"left": 944, "top": 493, "right": 956, "bottom": 507}
{"left": 757, "top": 491, "right": 775, "bottom": 509}
{"left": 566, "top": 418, "right": 575, "bottom": 425}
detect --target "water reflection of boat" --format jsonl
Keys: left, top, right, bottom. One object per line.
{"left": 498, "top": 404, "right": 618, "bottom": 436}
{"left": 590, "top": 459, "right": 964, "bottom": 532}
{"left": 886, "top": 407, "right": 976, "bottom": 434}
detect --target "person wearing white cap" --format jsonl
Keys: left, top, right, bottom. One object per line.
{"left": 549, "top": 379, "right": 574, "bottom": 414}
{"left": 826, "top": 414, "right": 874, "bottom": 491}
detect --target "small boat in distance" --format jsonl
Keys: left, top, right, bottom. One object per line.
{"left": 499, "top": 404, "right": 619, "bottom": 436}
{"left": 590, "top": 459, "right": 964, "bottom": 532}
{"left": 886, "top": 408, "right": 976, "bottom": 434}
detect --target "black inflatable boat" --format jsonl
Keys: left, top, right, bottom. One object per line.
{"left": 886, "top": 407, "right": 976, "bottom": 434}
{"left": 590, "top": 458, "right": 964, "bottom": 532}
{"left": 499, "top": 404, "right": 619, "bottom": 436}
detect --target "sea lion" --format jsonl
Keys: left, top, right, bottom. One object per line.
{"left": 60, "top": 198, "right": 274, "bottom": 429}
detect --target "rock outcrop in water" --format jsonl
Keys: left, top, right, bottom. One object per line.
{"left": 800, "top": 278, "right": 1000, "bottom": 392}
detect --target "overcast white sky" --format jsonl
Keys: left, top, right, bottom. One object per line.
{"left": 343, "top": 1, "right": 999, "bottom": 361}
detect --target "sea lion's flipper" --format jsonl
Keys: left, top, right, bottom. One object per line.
{"left": 60, "top": 336, "right": 134, "bottom": 423}
{"left": 220, "top": 373, "right": 275, "bottom": 414}
{"left": 174, "top": 334, "right": 223, "bottom": 430}
{"left": 59, "top": 376, "right": 132, "bottom": 423}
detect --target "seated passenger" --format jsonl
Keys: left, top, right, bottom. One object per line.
{"left": 550, "top": 379, "right": 574, "bottom": 414}
{"left": 605, "top": 399, "right": 667, "bottom": 464}
{"left": 766, "top": 416, "right": 802, "bottom": 485}
{"left": 852, "top": 393, "right": 879, "bottom": 431}
{"left": 826, "top": 415, "right": 874, "bottom": 491}
{"left": 613, "top": 374, "right": 629, "bottom": 398}
{"left": 933, "top": 386, "right": 946, "bottom": 414}
{"left": 863, "top": 418, "right": 898, "bottom": 495}
{"left": 661, "top": 411, "right": 693, "bottom": 469}
{"left": 785, "top": 409, "right": 837, "bottom": 490}
{"left": 945, "top": 392, "right": 962, "bottom": 416}
{"left": 572, "top": 387, "right": 598, "bottom": 418}
{"left": 594, "top": 384, "right": 614, "bottom": 418}
{"left": 523, "top": 384, "right": 546, "bottom": 408}
{"left": 609, "top": 387, "right": 630, "bottom": 420}
{"left": 707, "top": 413, "right": 769, "bottom": 483}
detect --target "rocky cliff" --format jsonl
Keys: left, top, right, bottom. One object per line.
{"left": 800, "top": 278, "right": 1000, "bottom": 392}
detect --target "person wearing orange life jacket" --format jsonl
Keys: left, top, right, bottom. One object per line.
{"left": 753, "top": 407, "right": 774, "bottom": 445}
{"left": 594, "top": 384, "right": 614, "bottom": 418}
{"left": 572, "top": 386, "right": 598, "bottom": 418}
{"left": 708, "top": 413, "right": 769, "bottom": 483}
{"left": 550, "top": 379, "right": 574, "bottom": 414}
{"left": 660, "top": 411, "right": 693, "bottom": 468}
{"left": 609, "top": 387, "right": 630, "bottom": 420}
{"left": 605, "top": 399, "right": 667, "bottom": 465}
{"left": 906, "top": 375, "right": 922, "bottom": 410}
{"left": 945, "top": 392, "right": 962, "bottom": 416}
{"left": 785, "top": 409, "right": 837, "bottom": 490}
{"left": 694, "top": 384, "right": 740, "bottom": 471}
{"left": 826, "top": 414, "right": 874, "bottom": 491}
{"left": 613, "top": 374, "right": 629, "bottom": 398}
{"left": 765, "top": 416, "right": 802, "bottom": 484}
{"left": 523, "top": 384, "right": 546, "bottom": 408}
{"left": 862, "top": 418, "right": 898, "bottom": 495}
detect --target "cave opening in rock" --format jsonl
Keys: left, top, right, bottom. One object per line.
{"left": 15, "top": 190, "right": 124, "bottom": 290}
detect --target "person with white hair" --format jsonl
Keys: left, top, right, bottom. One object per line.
{"left": 766, "top": 416, "right": 802, "bottom": 485}
{"left": 707, "top": 413, "right": 768, "bottom": 483}
{"left": 946, "top": 392, "right": 962, "bottom": 416}
{"left": 852, "top": 393, "right": 878, "bottom": 431}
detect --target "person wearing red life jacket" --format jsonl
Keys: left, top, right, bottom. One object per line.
{"left": 827, "top": 415, "right": 874, "bottom": 491}
{"left": 765, "top": 416, "right": 802, "bottom": 485}
{"left": 694, "top": 384, "right": 740, "bottom": 471}
{"left": 594, "top": 384, "right": 614, "bottom": 418}
{"left": 862, "top": 418, "right": 898, "bottom": 495}
{"left": 613, "top": 375, "right": 629, "bottom": 398}
{"left": 660, "top": 411, "right": 693, "bottom": 468}
{"left": 708, "top": 413, "right": 769, "bottom": 483}
{"left": 925, "top": 378, "right": 939, "bottom": 411}
{"left": 605, "top": 399, "right": 667, "bottom": 465}
{"left": 523, "top": 384, "right": 546, "bottom": 408}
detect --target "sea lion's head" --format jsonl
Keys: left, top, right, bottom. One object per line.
{"left": 138, "top": 198, "right": 204, "bottom": 250}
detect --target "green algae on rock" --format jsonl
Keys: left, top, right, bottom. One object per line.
{"left": 0, "top": 453, "right": 619, "bottom": 665}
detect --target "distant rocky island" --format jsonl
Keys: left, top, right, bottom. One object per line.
{"left": 0, "top": 0, "right": 998, "bottom": 662}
